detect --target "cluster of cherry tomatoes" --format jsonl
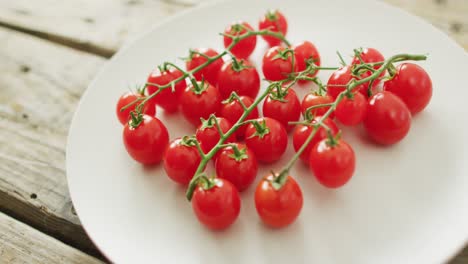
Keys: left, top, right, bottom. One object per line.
{"left": 116, "top": 10, "right": 432, "bottom": 230}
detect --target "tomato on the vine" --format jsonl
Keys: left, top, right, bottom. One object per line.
{"left": 292, "top": 116, "right": 339, "bottom": 163}
{"left": 335, "top": 92, "right": 367, "bottom": 126}
{"left": 195, "top": 117, "right": 236, "bottom": 154}
{"left": 262, "top": 46, "right": 297, "bottom": 81}
{"left": 245, "top": 117, "right": 288, "bottom": 163}
{"left": 123, "top": 114, "right": 169, "bottom": 165}
{"left": 220, "top": 95, "right": 259, "bottom": 139}
{"left": 217, "top": 59, "right": 260, "bottom": 99}
{"left": 262, "top": 87, "right": 301, "bottom": 131}
{"left": 147, "top": 67, "right": 187, "bottom": 113}
{"left": 351, "top": 48, "right": 385, "bottom": 97}
{"left": 185, "top": 48, "right": 224, "bottom": 86}
{"left": 215, "top": 143, "right": 258, "bottom": 192}
{"left": 309, "top": 138, "right": 355, "bottom": 188}
{"left": 223, "top": 22, "right": 257, "bottom": 59}
{"left": 326, "top": 66, "right": 366, "bottom": 99}
{"left": 383, "top": 63, "right": 432, "bottom": 114}
{"left": 255, "top": 173, "right": 303, "bottom": 228}
{"left": 293, "top": 41, "right": 321, "bottom": 83}
{"left": 363, "top": 91, "right": 411, "bottom": 145}
{"left": 116, "top": 92, "right": 155, "bottom": 125}
{"left": 301, "top": 93, "right": 334, "bottom": 118}
{"left": 180, "top": 81, "right": 222, "bottom": 126}
{"left": 192, "top": 178, "right": 241, "bottom": 230}
{"left": 258, "top": 10, "right": 288, "bottom": 47}
{"left": 164, "top": 137, "right": 201, "bottom": 185}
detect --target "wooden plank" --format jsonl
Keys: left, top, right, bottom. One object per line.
{"left": 0, "top": 26, "right": 105, "bottom": 258}
{"left": 0, "top": 0, "right": 465, "bottom": 58}
{"left": 0, "top": 0, "right": 194, "bottom": 57}
{"left": 0, "top": 212, "right": 102, "bottom": 264}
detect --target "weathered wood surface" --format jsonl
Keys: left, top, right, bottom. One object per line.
{"left": 0, "top": 26, "right": 105, "bottom": 258}
{"left": 0, "top": 212, "right": 102, "bottom": 264}
{"left": 0, "top": 0, "right": 466, "bottom": 263}
{"left": 0, "top": 0, "right": 465, "bottom": 58}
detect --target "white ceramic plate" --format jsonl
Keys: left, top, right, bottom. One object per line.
{"left": 67, "top": 0, "right": 468, "bottom": 263}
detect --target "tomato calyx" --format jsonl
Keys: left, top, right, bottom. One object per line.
{"left": 268, "top": 83, "right": 289, "bottom": 102}
{"left": 190, "top": 79, "right": 209, "bottom": 95}
{"left": 186, "top": 173, "right": 217, "bottom": 201}
{"left": 272, "top": 48, "right": 295, "bottom": 61}
{"left": 230, "top": 57, "right": 251, "bottom": 72}
{"left": 128, "top": 111, "right": 143, "bottom": 128}
{"left": 228, "top": 144, "right": 249, "bottom": 162}
{"left": 325, "top": 130, "right": 342, "bottom": 148}
{"left": 265, "top": 10, "right": 279, "bottom": 21}
{"left": 268, "top": 171, "right": 289, "bottom": 191}
{"left": 180, "top": 135, "right": 198, "bottom": 147}
{"left": 248, "top": 119, "right": 271, "bottom": 139}
{"left": 199, "top": 115, "right": 218, "bottom": 130}
{"left": 230, "top": 23, "right": 245, "bottom": 34}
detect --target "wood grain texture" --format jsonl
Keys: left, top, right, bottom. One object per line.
{"left": 0, "top": 0, "right": 194, "bottom": 57}
{"left": 0, "top": 26, "right": 105, "bottom": 258}
{"left": 0, "top": 212, "right": 102, "bottom": 264}
{"left": 0, "top": 0, "right": 465, "bottom": 58}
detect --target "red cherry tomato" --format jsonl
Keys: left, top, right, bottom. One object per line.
{"left": 244, "top": 117, "right": 288, "bottom": 163}
{"left": 383, "top": 63, "right": 432, "bottom": 114}
{"left": 326, "top": 66, "right": 366, "bottom": 99}
{"left": 335, "top": 92, "right": 367, "bottom": 126}
{"left": 195, "top": 117, "right": 236, "bottom": 154}
{"left": 116, "top": 92, "right": 155, "bottom": 125}
{"left": 262, "top": 87, "right": 301, "bottom": 131}
{"left": 255, "top": 174, "right": 303, "bottom": 228}
{"left": 351, "top": 48, "right": 385, "bottom": 96}
{"left": 292, "top": 116, "right": 339, "bottom": 163}
{"left": 293, "top": 41, "right": 321, "bottom": 84}
{"left": 309, "top": 138, "right": 355, "bottom": 188}
{"left": 217, "top": 59, "right": 260, "bottom": 99}
{"left": 186, "top": 48, "right": 224, "bottom": 86}
{"left": 147, "top": 68, "right": 187, "bottom": 113}
{"left": 215, "top": 143, "right": 258, "bottom": 192}
{"left": 220, "top": 95, "right": 259, "bottom": 139}
{"left": 223, "top": 22, "right": 257, "bottom": 59}
{"left": 163, "top": 138, "right": 201, "bottom": 185}
{"left": 301, "top": 93, "right": 334, "bottom": 118}
{"left": 192, "top": 178, "right": 241, "bottom": 230}
{"left": 180, "top": 82, "right": 222, "bottom": 126}
{"left": 363, "top": 91, "right": 411, "bottom": 145}
{"left": 123, "top": 115, "right": 169, "bottom": 165}
{"left": 258, "top": 10, "right": 288, "bottom": 47}
{"left": 262, "top": 46, "right": 297, "bottom": 81}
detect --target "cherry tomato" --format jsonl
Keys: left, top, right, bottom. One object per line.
{"left": 220, "top": 95, "right": 259, "bottom": 139}
{"left": 363, "top": 91, "right": 411, "bottom": 145}
{"left": 292, "top": 116, "right": 339, "bottom": 163}
{"left": 223, "top": 22, "right": 257, "bottom": 59}
{"left": 185, "top": 48, "right": 224, "bottom": 86}
{"left": 163, "top": 138, "right": 201, "bottom": 185}
{"left": 301, "top": 93, "right": 334, "bottom": 118}
{"left": 258, "top": 10, "right": 288, "bottom": 47}
{"left": 123, "top": 115, "right": 169, "bottom": 165}
{"left": 217, "top": 59, "right": 260, "bottom": 99}
{"left": 293, "top": 41, "right": 321, "bottom": 84}
{"left": 195, "top": 117, "right": 236, "bottom": 154}
{"left": 351, "top": 48, "right": 385, "bottom": 96}
{"left": 244, "top": 117, "right": 288, "bottom": 163}
{"left": 147, "top": 67, "right": 187, "bottom": 113}
{"left": 309, "top": 138, "right": 355, "bottom": 188}
{"left": 262, "top": 46, "right": 297, "bottom": 81}
{"left": 383, "top": 63, "right": 432, "bottom": 114}
{"left": 215, "top": 143, "right": 258, "bottom": 192}
{"left": 335, "top": 92, "right": 367, "bottom": 126}
{"left": 192, "top": 178, "right": 241, "bottom": 230}
{"left": 116, "top": 92, "right": 155, "bottom": 125}
{"left": 326, "top": 66, "right": 366, "bottom": 99}
{"left": 255, "top": 174, "right": 303, "bottom": 228}
{"left": 262, "top": 87, "right": 301, "bottom": 131}
{"left": 180, "top": 82, "right": 222, "bottom": 126}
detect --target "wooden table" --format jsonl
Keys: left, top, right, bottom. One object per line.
{"left": 0, "top": 0, "right": 466, "bottom": 263}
